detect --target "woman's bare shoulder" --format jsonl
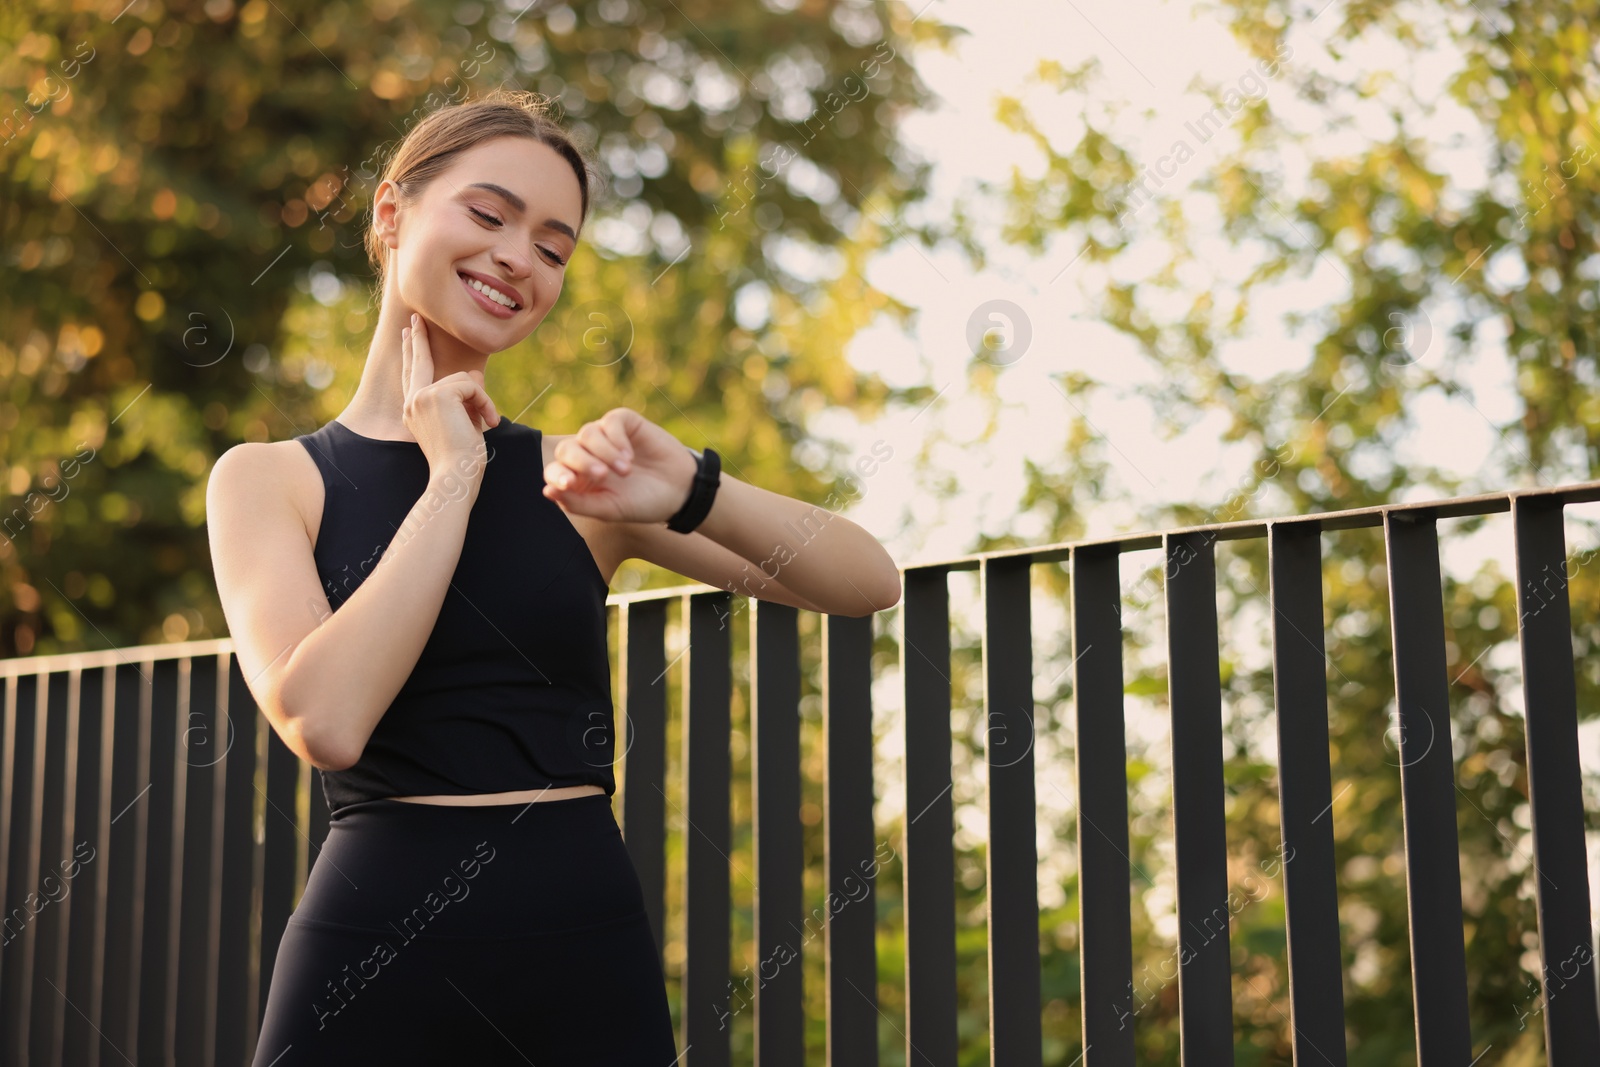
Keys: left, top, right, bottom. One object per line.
{"left": 210, "top": 438, "right": 325, "bottom": 552}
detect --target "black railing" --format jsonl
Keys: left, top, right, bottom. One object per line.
{"left": 2, "top": 480, "right": 1599, "bottom": 1065}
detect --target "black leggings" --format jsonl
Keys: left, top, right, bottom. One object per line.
{"left": 251, "top": 793, "right": 678, "bottom": 1066}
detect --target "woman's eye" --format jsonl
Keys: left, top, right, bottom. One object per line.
{"left": 471, "top": 205, "right": 565, "bottom": 265}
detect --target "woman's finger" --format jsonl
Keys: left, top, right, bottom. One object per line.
{"left": 546, "top": 452, "right": 598, "bottom": 492}
{"left": 445, "top": 378, "right": 489, "bottom": 434}
{"left": 555, "top": 440, "right": 610, "bottom": 488}
{"left": 410, "top": 313, "right": 434, "bottom": 394}
{"left": 602, "top": 408, "right": 639, "bottom": 464}
{"left": 579, "top": 419, "right": 632, "bottom": 473}
{"left": 542, "top": 465, "right": 626, "bottom": 521}
{"left": 546, "top": 456, "right": 586, "bottom": 490}
{"left": 542, "top": 460, "right": 608, "bottom": 503}
{"left": 468, "top": 386, "right": 498, "bottom": 432}
{"left": 592, "top": 415, "right": 633, "bottom": 470}
{"left": 543, "top": 476, "right": 574, "bottom": 505}
{"left": 400, "top": 325, "right": 411, "bottom": 401}
{"left": 433, "top": 370, "right": 498, "bottom": 433}
{"left": 467, "top": 370, "right": 499, "bottom": 429}
{"left": 545, "top": 461, "right": 574, "bottom": 492}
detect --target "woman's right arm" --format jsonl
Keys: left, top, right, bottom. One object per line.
{"left": 211, "top": 314, "right": 498, "bottom": 770}
{"left": 206, "top": 441, "right": 483, "bottom": 771}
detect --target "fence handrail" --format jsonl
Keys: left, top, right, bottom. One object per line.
{"left": 9, "top": 477, "right": 1600, "bottom": 678}
{"left": 907, "top": 476, "right": 1600, "bottom": 568}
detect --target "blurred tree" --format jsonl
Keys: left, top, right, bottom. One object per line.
{"left": 0, "top": 0, "right": 957, "bottom": 655}
{"left": 989, "top": 0, "right": 1600, "bottom": 1062}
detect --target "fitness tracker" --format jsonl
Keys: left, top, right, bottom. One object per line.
{"left": 666, "top": 446, "right": 721, "bottom": 533}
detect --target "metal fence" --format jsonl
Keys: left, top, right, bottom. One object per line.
{"left": 2, "top": 481, "right": 1599, "bottom": 1066}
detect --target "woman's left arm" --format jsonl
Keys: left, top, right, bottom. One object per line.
{"left": 542, "top": 408, "right": 903, "bottom": 617}
{"left": 663, "top": 463, "right": 902, "bottom": 616}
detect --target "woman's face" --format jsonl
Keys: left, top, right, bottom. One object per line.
{"left": 380, "top": 134, "right": 583, "bottom": 355}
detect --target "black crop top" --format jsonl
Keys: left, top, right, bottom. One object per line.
{"left": 293, "top": 416, "right": 616, "bottom": 817}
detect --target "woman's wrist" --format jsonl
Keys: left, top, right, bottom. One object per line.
{"left": 666, "top": 445, "right": 721, "bottom": 532}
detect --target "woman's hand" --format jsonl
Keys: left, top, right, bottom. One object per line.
{"left": 543, "top": 408, "right": 702, "bottom": 524}
{"left": 401, "top": 312, "right": 500, "bottom": 477}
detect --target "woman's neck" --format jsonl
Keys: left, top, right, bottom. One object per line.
{"left": 339, "top": 293, "right": 490, "bottom": 439}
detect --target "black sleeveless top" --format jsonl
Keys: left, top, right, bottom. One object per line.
{"left": 294, "top": 417, "right": 616, "bottom": 817}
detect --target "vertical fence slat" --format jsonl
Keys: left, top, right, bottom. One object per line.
{"left": 63, "top": 666, "right": 110, "bottom": 1067}
{"left": 902, "top": 566, "right": 958, "bottom": 1067}
{"left": 0, "top": 675, "right": 12, "bottom": 1067}
{"left": 134, "top": 659, "right": 183, "bottom": 1065}
{"left": 1163, "top": 534, "right": 1234, "bottom": 1064}
{"left": 1512, "top": 496, "right": 1600, "bottom": 1062}
{"left": 201, "top": 656, "right": 230, "bottom": 1067}
{"left": 1383, "top": 511, "right": 1472, "bottom": 1064}
{"left": 1267, "top": 523, "right": 1348, "bottom": 1066}
{"left": 88, "top": 668, "right": 118, "bottom": 1067}
{"left": 101, "top": 661, "right": 151, "bottom": 1064}
{"left": 1071, "top": 545, "right": 1135, "bottom": 1066}
{"left": 217, "top": 655, "right": 263, "bottom": 1067}
{"left": 683, "top": 590, "right": 733, "bottom": 1067}
{"left": 22, "top": 672, "right": 55, "bottom": 1066}
{"left": 1, "top": 674, "right": 41, "bottom": 1067}
{"left": 164, "top": 661, "right": 189, "bottom": 1063}
{"left": 620, "top": 598, "right": 670, "bottom": 963}
{"left": 823, "top": 612, "right": 880, "bottom": 1067}
{"left": 22, "top": 674, "right": 46, "bottom": 1063}
{"left": 753, "top": 601, "right": 804, "bottom": 1064}
{"left": 176, "top": 654, "right": 222, "bottom": 1067}
{"left": 982, "top": 555, "right": 1042, "bottom": 1067}
{"left": 32, "top": 668, "right": 78, "bottom": 1067}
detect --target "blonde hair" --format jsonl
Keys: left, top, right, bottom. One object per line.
{"left": 363, "top": 88, "right": 598, "bottom": 288}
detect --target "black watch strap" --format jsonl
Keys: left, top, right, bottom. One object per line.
{"left": 667, "top": 446, "right": 721, "bottom": 533}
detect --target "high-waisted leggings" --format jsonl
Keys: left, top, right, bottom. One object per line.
{"left": 250, "top": 793, "right": 678, "bottom": 1066}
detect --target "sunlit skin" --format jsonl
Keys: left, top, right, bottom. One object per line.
{"left": 332, "top": 134, "right": 901, "bottom": 804}
{"left": 346, "top": 133, "right": 582, "bottom": 440}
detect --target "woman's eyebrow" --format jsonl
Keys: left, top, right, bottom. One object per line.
{"left": 464, "top": 182, "right": 577, "bottom": 241}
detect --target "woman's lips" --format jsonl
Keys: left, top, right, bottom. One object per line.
{"left": 459, "top": 272, "right": 519, "bottom": 319}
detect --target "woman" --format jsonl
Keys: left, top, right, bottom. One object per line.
{"left": 206, "top": 89, "right": 902, "bottom": 1064}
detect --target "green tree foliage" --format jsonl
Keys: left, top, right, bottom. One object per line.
{"left": 0, "top": 0, "right": 956, "bottom": 654}
{"left": 990, "top": 1, "right": 1600, "bottom": 1062}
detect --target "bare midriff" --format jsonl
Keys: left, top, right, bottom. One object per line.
{"left": 389, "top": 784, "right": 607, "bottom": 805}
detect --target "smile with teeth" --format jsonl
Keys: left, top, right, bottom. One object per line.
{"left": 460, "top": 273, "right": 520, "bottom": 310}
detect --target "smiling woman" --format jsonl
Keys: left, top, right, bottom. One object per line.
{"left": 209, "top": 90, "right": 687, "bottom": 1065}
{"left": 362, "top": 98, "right": 590, "bottom": 356}
{"left": 213, "top": 84, "right": 900, "bottom": 1067}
